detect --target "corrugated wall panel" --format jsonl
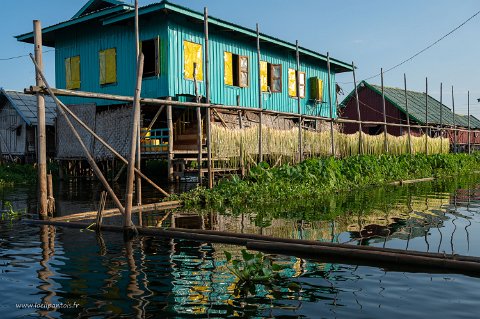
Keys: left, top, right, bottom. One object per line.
{"left": 55, "top": 16, "right": 169, "bottom": 106}
{"left": 167, "top": 17, "right": 338, "bottom": 117}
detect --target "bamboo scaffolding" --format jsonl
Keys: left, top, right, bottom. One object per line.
{"left": 380, "top": 68, "right": 388, "bottom": 153}
{"left": 204, "top": 7, "right": 213, "bottom": 189}
{"left": 425, "top": 77, "right": 429, "bottom": 155}
{"left": 124, "top": 53, "right": 144, "bottom": 233}
{"left": 404, "top": 74, "right": 413, "bottom": 154}
{"left": 134, "top": 0, "right": 142, "bottom": 225}
{"left": 257, "top": 24, "right": 263, "bottom": 163}
{"left": 326, "top": 52, "right": 335, "bottom": 156}
{"left": 28, "top": 57, "right": 169, "bottom": 198}
{"left": 352, "top": 62, "right": 362, "bottom": 154}
{"left": 296, "top": 41, "right": 303, "bottom": 162}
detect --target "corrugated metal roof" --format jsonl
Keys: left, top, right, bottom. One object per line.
{"left": 1, "top": 89, "right": 56, "bottom": 126}
{"left": 341, "top": 81, "right": 480, "bottom": 129}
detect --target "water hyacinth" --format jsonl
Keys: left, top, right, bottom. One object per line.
{"left": 211, "top": 125, "right": 450, "bottom": 168}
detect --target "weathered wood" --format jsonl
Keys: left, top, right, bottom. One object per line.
{"left": 380, "top": 68, "right": 388, "bottom": 152}
{"left": 34, "top": 20, "right": 47, "bottom": 220}
{"left": 403, "top": 74, "right": 413, "bottom": 154}
{"left": 46, "top": 173, "right": 55, "bottom": 216}
{"left": 440, "top": 83, "right": 443, "bottom": 151}
{"left": 389, "top": 177, "right": 435, "bottom": 186}
{"left": 326, "top": 52, "right": 335, "bottom": 156}
{"left": 95, "top": 191, "right": 107, "bottom": 230}
{"left": 237, "top": 96, "right": 245, "bottom": 177}
{"left": 124, "top": 53, "right": 144, "bottom": 231}
{"left": 30, "top": 54, "right": 126, "bottom": 216}
{"left": 452, "top": 86, "right": 457, "bottom": 152}
{"left": 24, "top": 220, "right": 480, "bottom": 276}
{"left": 352, "top": 62, "right": 362, "bottom": 154}
{"left": 212, "top": 109, "right": 228, "bottom": 128}
{"left": 145, "top": 106, "right": 165, "bottom": 133}
{"left": 295, "top": 41, "right": 303, "bottom": 162}
{"left": 167, "top": 99, "right": 174, "bottom": 182}
{"left": 51, "top": 201, "right": 182, "bottom": 222}
{"left": 468, "top": 90, "right": 471, "bottom": 154}
{"left": 134, "top": 0, "right": 142, "bottom": 227}
{"left": 257, "top": 24, "right": 263, "bottom": 163}
{"left": 204, "top": 7, "right": 213, "bottom": 189}
{"left": 425, "top": 77, "right": 429, "bottom": 155}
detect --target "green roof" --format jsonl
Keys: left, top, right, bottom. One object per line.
{"left": 341, "top": 81, "right": 480, "bottom": 129}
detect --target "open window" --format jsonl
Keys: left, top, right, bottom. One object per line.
{"left": 141, "top": 37, "right": 160, "bottom": 77}
{"left": 288, "top": 68, "right": 305, "bottom": 98}
{"left": 99, "top": 48, "right": 117, "bottom": 85}
{"left": 184, "top": 40, "right": 203, "bottom": 81}
{"left": 260, "top": 61, "right": 282, "bottom": 92}
{"left": 224, "top": 52, "right": 249, "bottom": 87}
{"left": 65, "top": 56, "right": 81, "bottom": 90}
{"left": 309, "top": 77, "right": 323, "bottom": 102}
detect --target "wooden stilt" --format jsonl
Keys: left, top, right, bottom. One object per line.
{"left": 403, "top": 74, "right": 413, "bottom": 154}
{"left": 46, "top": 173, "right": 54, "bottom": 216}
{"left": 295, "top": 41, "right": 303, "bottom": 162}
{"left": 380, "top": 68, "right": 388, "bottom": 153}
{"left": 167, "top": 99, "right": 174, "bottom": 182}
{"left": 124, "top": 53, "right": 144, "bottom": 235}
{"left": 468, "top": 90, "right": 471, "bottom": 154}
{"left": 193, "top": 63, "right": 203, "bottom": 186}
{"left": 452, "top": 86, "right": 457, "bottom": 152}
{"left": 326, "top": 52, "right": 335, "bottom": 157}
{"left": 95, "top": 191, "right": 107, "bottom": 230}
{"left": 440, "top": 83, "right": 443, "bottom": 152}
{"left": 256, "top": 24, "right": 263, "bottom": 163}
{"left": 425, "top": 77, "right": 429, "bottom": 155}
{"left": 33, "top": 20, "right": 47, "bottom": 220}
{"left": 237, "top": 95, "right": 245, "bottom": 177}
{"left": 204, "top": 7, "right": 213, "bottom": 189}
{"left": 352, "top": 62, "right": 362, "bottom": 155}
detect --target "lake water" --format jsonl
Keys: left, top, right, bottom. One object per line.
{"left": 1, "top": 176, "right": 480, "bottom": 318}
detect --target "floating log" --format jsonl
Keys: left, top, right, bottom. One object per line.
{"left": 23, "top": 219, "right": 480, "bottom": 276}
{"left": 51, "top": 200, "right": 182, "bottom": 222}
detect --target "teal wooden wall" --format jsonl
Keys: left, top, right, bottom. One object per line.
{"left": 167, "top": 16, "right": 336, "bottom": 117}
{"left": 55, "top": 14, "right": 169, "bottom": 106}
{"left": 55, "top": 12, "right": 338, "bottom": 117}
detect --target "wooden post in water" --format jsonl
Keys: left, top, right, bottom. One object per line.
{"left": 34, "top": 20, "right": 47, "bottom": 220}
{"left": 193, "top": 63, "right": 202, "bottom": 185}
{"left": 134, "top": 0, "right": 142, "bottom": 226}
{"left": 425, "top": 77, "right": 429, "bottom": 155}
{"left": 380, "top": 68, "right": 388, "bottom": 153}
{"left": 256, "top": 24, "right": 263, "bottom": 163}
{"left": 204, "top": 7, "right": 213, "bottom": 189}
{"left": 468, "top": 90, "right": 471, "bottom": 154}
{"left": 167, "top": 98, "right": 174, "bottom": 182}
{"left": 403, "top": 74, "right": 412, "bottom": 154}
{"left": 440, "top": 83, "right": 443, "bottom": 152}
{"left": 452, "top": 86, "right": 457, "bottom": 152}
{"left": 237, "top": 95, "right": 245, "bottom": 177}
{"left": 46, "top": 173, "right": 54, "bottom": 216}
{"left": 124, "top": 53, "right": 144, "bottom": 235}
{"left": 327, "top": 52, "right": 335, "bottom": 157}
{"left": 352, "top": 62, "right": 362, "bottom": 155}
{"left": 296, "top": 41, "right": 303, "bottom": 162}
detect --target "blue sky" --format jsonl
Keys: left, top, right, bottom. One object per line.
{"left": 1, "top": 0, "right": 479, "bottom": 116}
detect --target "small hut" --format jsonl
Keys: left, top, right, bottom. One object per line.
{"left": 0, "top": 88, "right": 56, "bottom": 162}
{"left": 340, "top": 81, "right": 480, "bottom": 147}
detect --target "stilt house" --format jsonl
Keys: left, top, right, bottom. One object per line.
{"left": 16, "top": 0, "right": 352, "bottom": 168}
{"left": 0, "top": 88, "right": 56, "bottom": 162}
{"left": 340, "top": 81, "right": 480, "bottom": 147}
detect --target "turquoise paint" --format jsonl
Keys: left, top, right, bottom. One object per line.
{"left": 48, "top": 4, "right": 344, "bottom": 117}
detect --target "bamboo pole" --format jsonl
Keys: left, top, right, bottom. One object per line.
{"left": 134, "top": 0, "right": 142, "bottom": 225}
{"left": 296, "top": 41, "right": 303, "bottom": 162}
{"left": 26, "top": 219, "right": 480, "bottom": 276}
{"left": 237, "top": 95, "right": 245, "bottom": 177}
{"left": 256, "top": 24, "right": 263, "bottom": 163}
{"left": 194, "top": 63, "right": 202, "bottom": 185}
{"left": 425, "top": 77, "right": 429, "bottom": 155}
{"left": 468, "top": 90, "right": 471, "bottom": 154}
{"left": 452, "top": 86, "right": 457, "bottom": 152}
{"left": 124, "top": 53, "right": 144, "bottom": 234}
{"left": 403, "top": 74, "right": 412, "bottom": 154}
{"left": 326, "top": 52, "right": 335, "bottom": 156}
{"left": 380, "top": 68, "right": 388, "bottom": 153}
{"left": 440, "top": 83, "right": 443, "bottom": 151}
{"left": 34, "top": 20, "right": 47, "bottom": 220}
{"left": 352, "top": 62, "right": 362, "bottom": 154}
{"left": 204, "top": 7, "right": 213, "bottom": 189}
{"left": 46, "top": 173, "right": 54, "bottom": 216}
{"left": 167, "top": 99, "right": 174, "bottom": 182}
{"left": 29, "top": 54, "right": 126, "bottom": 215}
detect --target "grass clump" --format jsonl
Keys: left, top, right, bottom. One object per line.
{"left": 0, "top": 164, "right": 36, "bottom": 186}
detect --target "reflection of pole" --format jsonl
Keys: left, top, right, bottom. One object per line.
{"left": 38, "top": 225, "right": 56, "bottom": 317}
{"left": 125, "top": 240, "right": 144, "bottom": 318}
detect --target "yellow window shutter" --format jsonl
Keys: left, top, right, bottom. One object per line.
{"left": 65, "top": 56, "right": 80, "bottom": 90}
{"left": 310, "top": 77, "right": 323, "bottom": 101}
{"left": 224, "top": 52, "right": 233, "bottom": 85}
{"left": 288, "top": 68, "right": 296, "bottom": 97}
{"left": 65, "top": 58, "right": 72, "bottom": 89}
{"left": 105, "top": 48, "right": 117, "bottom": 84}
{"left": 260, "top": 61, "right": 268, "bottom": 92}
{"left": 99, "top": 50, "right": 106, "bottom": 85}
{"left": 184, "top": 41, "right": 202, "bottom": 80}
